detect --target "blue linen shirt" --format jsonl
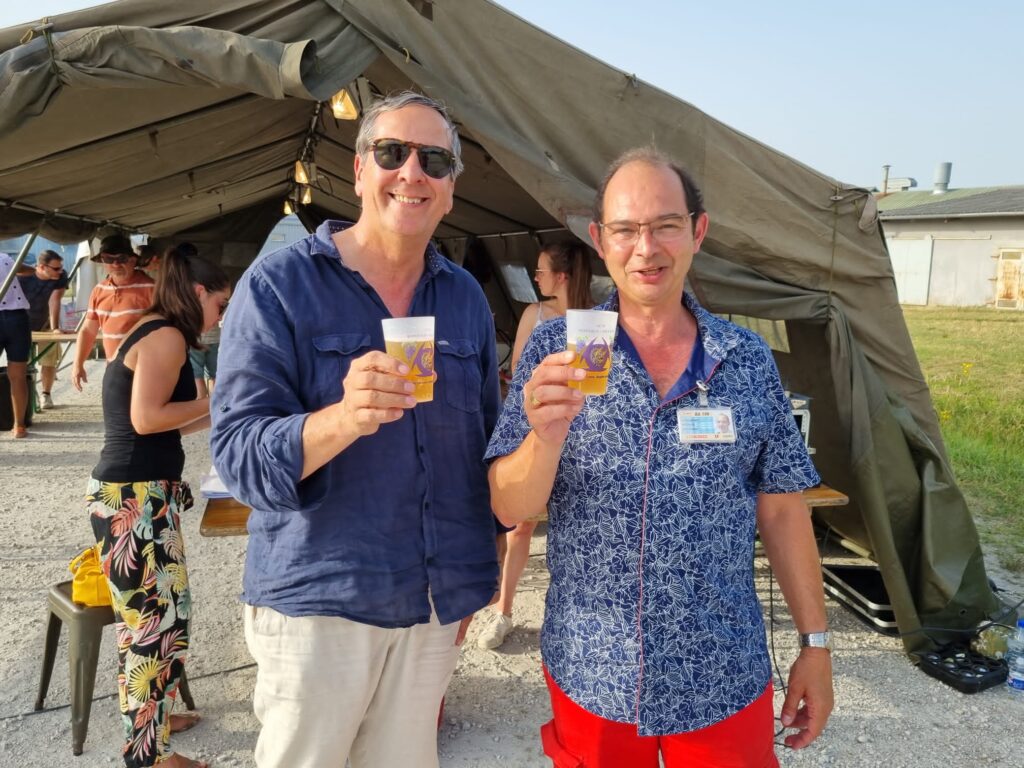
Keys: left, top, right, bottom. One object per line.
{"left": 485, "top": 291, "right": 819, "bottom": 735}
{"left": 210, "top": 220, "right": 502, "bottom": 628}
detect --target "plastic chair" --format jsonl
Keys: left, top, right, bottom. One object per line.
{"left": 35, "top": 581, "right": 195, "bottom": 755}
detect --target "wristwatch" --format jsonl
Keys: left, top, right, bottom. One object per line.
{"left": 799, "top": 631, "right": 832, "bottom": 651}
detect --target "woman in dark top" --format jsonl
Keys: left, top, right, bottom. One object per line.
{"left": 87, "top": 246, "right": 229, "bottom": 768}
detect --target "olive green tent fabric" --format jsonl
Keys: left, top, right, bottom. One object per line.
{"left": 0, "top": 0, "right": 1003, "bottom": 649}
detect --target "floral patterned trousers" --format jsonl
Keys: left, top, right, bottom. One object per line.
{"left": 87, "top": 479, "right": 193, "bottom": 767}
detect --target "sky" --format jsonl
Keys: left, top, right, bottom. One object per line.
{"left": 1, "top": 0, "right": 1020, "bottom": 190}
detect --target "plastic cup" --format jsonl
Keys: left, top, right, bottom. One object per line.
{"left": 382, "top": 316, "right": 435, "bottom": 402}
{"left": 566, "top": 309, "right": 617, "bottom": 396}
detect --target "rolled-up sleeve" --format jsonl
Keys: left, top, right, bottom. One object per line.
{"left": 210, "top": 266, "right": 328, "bottom": 512}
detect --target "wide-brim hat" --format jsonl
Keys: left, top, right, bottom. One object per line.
{"left": 91, "top": 234, "right": 135, "bottom": 262}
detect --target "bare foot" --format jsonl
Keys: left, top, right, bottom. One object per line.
{"left": 170, "top": 712, "right": 201, "bottom": 733}
{"left": 163, "top": 753, "right": 210, "bottom": 768}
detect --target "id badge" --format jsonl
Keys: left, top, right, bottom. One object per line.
{"left": 677, "top": 407, "right": 736, "bottom": 443}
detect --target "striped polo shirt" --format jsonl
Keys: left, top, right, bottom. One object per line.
{"left": 86, "top": 270, "right": 155, "bottom": 358}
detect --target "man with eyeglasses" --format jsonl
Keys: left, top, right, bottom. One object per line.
{"left": 16, "top": 250, "right": 70, "bottom": 408}
{"left": 487, "top": 147, "right": 833, "bottom": 767}
{"left": 211, "top": 91, "right": 501, "bottom": 768}
{"left": 71, "top": 234, "right": 155, "bottom": 391}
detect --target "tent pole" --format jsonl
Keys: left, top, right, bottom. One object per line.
{"left": 0, "top": 225, "right": 40, "bottom": 303}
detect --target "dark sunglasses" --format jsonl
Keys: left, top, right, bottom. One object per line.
{"left": 370, "top": 139, "right": 455, "bottom": 180}
{"left": 99, "top": 254, "right": 130, "bottom": 265}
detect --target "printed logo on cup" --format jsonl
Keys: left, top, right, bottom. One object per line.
{"left": 566, "top": 310, "right": 618, "bottom": 396}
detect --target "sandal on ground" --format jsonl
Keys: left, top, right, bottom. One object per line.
{"left": 11, "top": 427, "right": 27, "bottom": 439}
{"left": 170, "top": 713, "right": 202, "bottom": 733}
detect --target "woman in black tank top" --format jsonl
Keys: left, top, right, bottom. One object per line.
{"left": 85, "top": 244, "right": 229, "bottom": 768}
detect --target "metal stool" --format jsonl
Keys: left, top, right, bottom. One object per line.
{"left": 35, "top": 581, "right": 195, "bottom": 755}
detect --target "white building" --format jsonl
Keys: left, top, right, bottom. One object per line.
{"left": 877, "top": 170, "right": 1024, "bottom": 308}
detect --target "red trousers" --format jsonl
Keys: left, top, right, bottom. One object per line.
{"left": 541, "top": 667, "right": 779, "bottom": 768}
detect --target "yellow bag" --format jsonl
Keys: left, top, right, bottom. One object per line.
{"left": 69, "top": 546, "right": 112, "bottom": 607}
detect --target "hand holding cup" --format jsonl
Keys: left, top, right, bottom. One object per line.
{"left": 523, "top": 350, "right": 586, "bottom": 445}
{"left": 338, "top": 350, "right": 418, "bottom": 438}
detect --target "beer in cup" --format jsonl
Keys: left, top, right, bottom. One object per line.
{"left": 566, "top": 309, "right": 617, "bottom": 396}
{"left": 382, "top": 316, "right": 435, "bottom": 402}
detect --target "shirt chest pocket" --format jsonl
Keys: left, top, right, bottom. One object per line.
{"left": 701, "top": 403, "right": 772, "bottom": 472}
{"left": 310, "top": 332, "right": 371, "bottom": 410}
{"left": 436, "top": 338, "right": 482, "bottom": 414}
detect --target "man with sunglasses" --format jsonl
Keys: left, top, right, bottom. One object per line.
{"left": 71, "top": 234, "right": 155, "bottom": 391}
{"left": 211, "top": 92, "right": 501, "bottom": 768}
{"left": 16, "top": 250, "right": 70, "bottom": 408}
{"left": 487, "top": 147, "right": 833, "bottom": 767}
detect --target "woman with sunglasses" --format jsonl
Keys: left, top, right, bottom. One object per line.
{"left": 86, "top": 246, "right": 230, "bottom": 768}
{"left": 478, "top": 240, "right": 593, "bottom": 651}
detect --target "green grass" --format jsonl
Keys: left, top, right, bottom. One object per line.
{"left": 902, "top": 307, "right": 1024, "bottom": 572}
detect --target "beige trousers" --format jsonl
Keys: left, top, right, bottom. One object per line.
{"left": 244, "top": 605, "right": 461, "bottom": 768}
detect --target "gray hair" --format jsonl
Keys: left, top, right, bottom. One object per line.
{"left": 592, "top": 146, "right": 705, "bottom": 227}
{"left": 354, "top": 91, "right": 464, "bottom": 178}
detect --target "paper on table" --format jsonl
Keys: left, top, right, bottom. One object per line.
{"left": 199, "top": 465, "right": 231, "bottom": 498}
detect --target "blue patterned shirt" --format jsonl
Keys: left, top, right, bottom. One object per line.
{"left": 485, "top": 291, "right": 819, "bottom": 735}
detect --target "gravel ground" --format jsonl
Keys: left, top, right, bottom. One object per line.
{"left": 1, "top": 359, "right": 1021, "bottom": 767}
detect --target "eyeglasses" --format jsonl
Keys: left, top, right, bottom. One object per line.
{"left": 533, "top": 269, "right": 550, "bottom": 276}
{"left": 99, "top": 254, "right": 131, "bottom": 265}
{"left": 43, "top": 263, "right": 63, "bottom": 272}
{"left": 598, "top": 213, "right": 694, "bottom": 249}
{"left": 370, "top": 139, "right": 456, "bottom": 180}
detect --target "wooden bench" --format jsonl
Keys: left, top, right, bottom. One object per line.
{"left": 199, "top": 485, "right": 849, "bottom": 537}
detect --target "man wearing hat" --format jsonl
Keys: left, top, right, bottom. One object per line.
{"left": 72, "top": 234, "right": 155, "bottom": 390}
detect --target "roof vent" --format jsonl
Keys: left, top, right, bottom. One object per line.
{"left": 933, "top": 162, "right": 952, "bottom": 194}
{"left": 879, "top": 165, "right": 917, "bottom": 194}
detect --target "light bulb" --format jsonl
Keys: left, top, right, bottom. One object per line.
{"left": 330, "top": 89, "right": 359, "bottom": 120}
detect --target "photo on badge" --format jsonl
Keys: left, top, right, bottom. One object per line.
{"left": 676, "top": 407, "right": 737, "bottom": 443}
